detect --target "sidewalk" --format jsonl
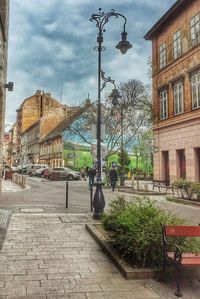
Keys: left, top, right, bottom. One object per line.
{"left": 0, "top": 213, "right": 165, "bottom": 298}
{"left": 0, "top": 212, "right": 200, "bottom": 298}
{"left": 2, "top": 179, "right": 24, "bottom": 192}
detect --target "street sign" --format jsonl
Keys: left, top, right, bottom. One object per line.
{"left": 91, "top": 143, "right": 107, "bottom": 159}
{"left": 91, "top": 124, "right": 105, "bottom": 139}
{"left": 4, "top": 132, "right": 11, "bottom": 142}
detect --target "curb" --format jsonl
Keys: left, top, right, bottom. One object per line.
{"left": 0, "top": 209, "right": 12, "bottom": 251}
{"left": 85, "top": 223, "right": 159, "bottom": 279}
{"left": 118, "top": 188, "right": 166, "bottom": 196}
{"left": 2, "top": 185, "right": 30, "bottom": 193}
{"left": 166, "top": 197, "right": 200, "bottom": 207}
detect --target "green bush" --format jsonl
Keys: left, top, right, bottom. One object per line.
{"left": 102, "top": 196, "right": 200, "bottom": 268}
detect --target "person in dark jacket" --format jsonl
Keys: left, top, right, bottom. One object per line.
{"left": 87, "top": 166, "right": 96, "bottom": 189}
{"left": 109, "top": 166, "right": 118, "bottom": 191}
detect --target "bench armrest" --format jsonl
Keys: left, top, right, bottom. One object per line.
{"left": 164, "top": 241, "right": 182, "bottom": 264}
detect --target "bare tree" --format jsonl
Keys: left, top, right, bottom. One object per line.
{"left": 104, "top": 79, "right": 152, "bottom": 154}
{"left": 64, "top": 79, "right": 152, "bottom": 158}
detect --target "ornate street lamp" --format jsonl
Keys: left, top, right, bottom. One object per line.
{"left": 90, "top": 8, "right": 132, "bottom": 219}
{"left": 109, "top": 88, "right": 126, "bottom": 186}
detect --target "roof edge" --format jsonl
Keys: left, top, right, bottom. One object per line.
{"left": 144, "top": 0, "right": 185, "bottom": 40}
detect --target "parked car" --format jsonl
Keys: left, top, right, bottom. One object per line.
{"left": 26, "top": 164, "right": 49, "bottom": 176}
{"left": 14, "top": 165, "right": 28, "bottom": 174}
{"left": 11, "top": 166, "right": 18, "bottom": 172}
{"left": 41, "top": 168, "right": 52, "bottom": 179}
{"left": 50, "top": 167, "right": 81, "bottom": 180}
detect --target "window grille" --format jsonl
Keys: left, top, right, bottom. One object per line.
{"left": 191, "top": 13, "right": 200, "bottom": 46}
{"left": 191, "top": 72, "right": 200, "bottom": 109}
{"left": 159, "top": 43, "right": 167, "bottom": 69}
{"left": 173, "top": 30, "right": 182, "bottom": 59}
{"left": 174, "top": 82, "right": 184, "bottom": 115}
{"left": 160, "top": 90, "right": 168, "bottom": 119}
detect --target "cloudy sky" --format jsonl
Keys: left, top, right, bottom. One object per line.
{"left": 6, "top": 0, "right": 175, "bottom": 124}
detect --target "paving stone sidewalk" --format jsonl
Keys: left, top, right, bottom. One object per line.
{"left": 2, "top": 180, "right": 24, "bottom": 193}
{"left": 0, "top": 209, "right": 12, "bottom": 252}
{"left": 0, "top": 212, "right": 199, "bottom": 299}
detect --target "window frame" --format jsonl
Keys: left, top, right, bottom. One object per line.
{"left": 173, "top": 82, "right": 184, "bottom": 115}
{"left": 160, "top": 89, "right": 168, "bottom": 120}
{"left": 159, "top": 43, "right": 167, "bottom": 69}
{"left": 190, "top": 13, "right": 200, "bottom": 46}
{"left": 173, "top": 29, "right": 182, "bottom": 59}
{"left": 191, "top": 72, "right": 200, "bottom": 109}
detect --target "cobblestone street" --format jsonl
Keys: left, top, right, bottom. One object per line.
{"left": 0, "top": 178, "right": 123, "bottom": 213}
{"left": 1, "top": 177, "right": 200, "bottom": 225}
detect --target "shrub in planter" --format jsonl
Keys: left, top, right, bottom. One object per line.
{"left": 172, "top": 179, "right": 200, "bottom": 199}
{"left": 102, "top": 196, "right": 200, "bottom": 268}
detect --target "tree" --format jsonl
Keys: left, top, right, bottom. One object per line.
{"left": 64, "top": 79, "right": 152, "bottom": 185}
{"left": 132, "top": 129, "right": 154, "bottom": 189}
{"left": 106, "top": 79, "right": 151, "bottom": 153}
{"left": 117, "top": 149, "right": 131, "bottom": 185}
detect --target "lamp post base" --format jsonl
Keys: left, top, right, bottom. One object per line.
{"left": 93, "top": 182, "right": 105, "bottom": 219}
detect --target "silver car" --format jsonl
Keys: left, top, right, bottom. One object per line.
{"left": 52, "top": 167, "right": 81, "bottom": 180}
{"left": 27, "top": 164, "right": 49, "bottom": 176}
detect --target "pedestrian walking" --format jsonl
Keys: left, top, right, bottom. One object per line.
{"left": 87, "top": 166, "right": 97, "bottom": 189}
{"left": 109, "top": 166, "right": 118, "bottom": 191}
{"left": 80, "top": 167, "right": 86, "bottom": 180}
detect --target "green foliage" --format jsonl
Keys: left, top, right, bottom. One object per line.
{"left": 118, "top": 150, "right": 131, "bottom": 169}
{"left": 102, "top": 197, "right": 200, "bottom": 268}
{"left": 107, "top": 155, "right": 119, "bottom": 167}
{"left": 128, "top": 156, "right": 144, "bottom": 171}
{"left": 172, "top": 179, "right": 200, "bottom": 199}
{"left": 64, "top": 149, "right": 93, "bottom": 169}
{"left": 131, "top": 130, "right": 153, "bottom": 176}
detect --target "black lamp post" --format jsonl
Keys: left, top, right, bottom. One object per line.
{"left": 90, "top": 8, "right": 132, "bottom": 219}
{"left": 109, "top": 88, "right": 126, "bottom": 186}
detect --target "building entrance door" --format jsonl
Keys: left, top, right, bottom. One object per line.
{"left": 163, "top": 151, "right": 169, "bottom": 186}
{"left": 179, "top": 150, "right": 186, "bottom": 179}
{"left": 198, "top": 149, "right": 200, "bottom": 182}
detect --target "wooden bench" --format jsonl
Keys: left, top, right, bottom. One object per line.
{"left": 161, "top": 223, "right": 200, "bottom": 297}
{"left": 153, "top": 180, "right": 173, "bottom": 193}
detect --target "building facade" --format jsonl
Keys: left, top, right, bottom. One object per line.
{"left": 39, "top": 102, "right": 91, "bottom": 167}
{"left": 39, "top": 135, "right": 63, "bottom": 167}
{"left": 0, "top": 0, "right": 9, "bottom": 191}
{"left": 145, "top": 0, "right": 200, "bottom": 183}
{"left": 3, "top": 131, "right": 11, "bottom": 166}
{"left": 9, "top": 123, "right": 17, "bottom": 166}
{"left": 21, "top": 121, "right": 40, "bottom": 164}
{"left": 15, "top": 90, "right": 66, "bottom": 163}
{"left": 4, "top": 95, "right": 92, "bottom": 168}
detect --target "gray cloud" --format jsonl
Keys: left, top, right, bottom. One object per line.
{"left": 6, "top": 0, "right": 175, "bottom": 123}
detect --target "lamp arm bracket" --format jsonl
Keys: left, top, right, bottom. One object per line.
{"left": 100, "top": 69, "right": 116, "bottom": 91}
{"left": 90, "top": 9, "right": 127, "bottom": 32}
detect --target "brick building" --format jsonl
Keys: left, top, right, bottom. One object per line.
{"left": 20, "top": 105, "right": 67, "bottom": 165}
{"left": 8, "top": 123, "right": 17, "bottom": 166}
{"left": 21, "top": 121, "right": 40, "bottom": 164}
{"left": 16, "top": 97, "right": 91, "bottom": 167}
{"left": 3, "top": 131, "right": 11, "bottom": 166}
{"left": 145, "top": 0, "right": 200, "bottom": 183}
{"left": 0, "top": 0, "right": 9, "bottom": 191}
{"left": 15, "top": 90, "right": 66, "bottom": 163}
{"left": 5, "top": 91, "right": 92, "bottom": 168}
{"left": 39, "top": 103, "right": 91, "bottom": 167}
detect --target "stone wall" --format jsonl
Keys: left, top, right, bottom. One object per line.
{"left": 0, "top": 0, "right": 9, "bottom": 192}
{"left": 154, "top": 117, "right": 200, "bottom": 182}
